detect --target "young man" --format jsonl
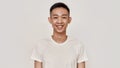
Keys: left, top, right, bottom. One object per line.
{"left": 31, "top": 2, "right": 88, "bottom": 68}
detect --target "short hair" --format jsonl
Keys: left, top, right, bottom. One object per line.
{"left": 50, "top": 2, "right": 70, "bottom": 15}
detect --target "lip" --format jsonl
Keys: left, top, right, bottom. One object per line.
{"left": 55, "top": 25, "right": 64, "bottom": 30}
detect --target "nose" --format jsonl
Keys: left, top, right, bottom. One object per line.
{"left": 57, "top": 17, "right": 62, "bottom": 24}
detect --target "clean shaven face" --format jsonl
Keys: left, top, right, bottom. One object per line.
{"left": 48, "top": 7, "right": 71, "bottom": 34}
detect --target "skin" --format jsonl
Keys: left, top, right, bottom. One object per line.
{"left": 34, "top": 7, "right": 86, "bottom": 68}
{"left": 48, "top": 7, "right": 71, "bottom": 43}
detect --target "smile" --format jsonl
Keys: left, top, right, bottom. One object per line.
{"left": 56, "top": 25, "right": 64, "bottom": 30}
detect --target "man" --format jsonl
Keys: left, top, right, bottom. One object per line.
{"left": 31, "top": 2, "right": 88, "bottom": 68}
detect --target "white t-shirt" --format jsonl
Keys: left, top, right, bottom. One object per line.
{"left": 31, "top": 36, "right": 88, "bottom": 68}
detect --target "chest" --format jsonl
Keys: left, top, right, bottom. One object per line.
{"left": 43, "top": 46, "right": 78, "bottom": 63}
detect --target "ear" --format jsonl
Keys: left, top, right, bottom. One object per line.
{"left": 48, "top": 17, "right": 52, "bottom": 24}
{"left": 68, "top": 17, "right": 72, "bottom": 24}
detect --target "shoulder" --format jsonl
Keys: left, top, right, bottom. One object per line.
{"left": 35, "top": 38, "right": 50, "bottom": 49}
{"left": 69, "top": 36, "right": 85, "bottom": 48}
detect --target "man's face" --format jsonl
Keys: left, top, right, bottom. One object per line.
{"left": 48, "top": 7, "right": 71, "bottom": 34}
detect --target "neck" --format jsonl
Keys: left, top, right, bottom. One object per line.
{"left": 52, "top": 32, "right": 67, "bottom": 43}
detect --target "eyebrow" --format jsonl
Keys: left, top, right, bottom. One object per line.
{"left": 52, "top": 14, "right": 69, "bottom": 16}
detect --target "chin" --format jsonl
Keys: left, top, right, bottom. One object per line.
{"left": 55, "top": 30, "right": 66, "bottom": 34}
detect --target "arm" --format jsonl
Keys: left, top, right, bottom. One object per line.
{"left": 34, "top": 60, "right": 42, "bottom": 68}
{"left": 77, "top": 62, "right": 85, "bottom": 68}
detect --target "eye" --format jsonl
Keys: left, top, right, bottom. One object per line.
{"left": 62, "top": 17, "right": 67, "bottom": 19}
{"left": 53, "top": 17, "right": 58, "bottom": 19}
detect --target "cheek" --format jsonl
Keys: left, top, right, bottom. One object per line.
{"left": 52, "top": 20, "right": 57, "bottom": 24}
{"left": 63, "top": 20, "right": 69, "bottom": 25}
{"left": 51, "top": 20, "right": 57, "bottom": 27}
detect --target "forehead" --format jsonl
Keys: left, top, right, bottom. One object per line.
{"left": 51, "top": 7, "right": 69, "bottom": 16}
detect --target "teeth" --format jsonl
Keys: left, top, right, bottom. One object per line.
{"left": 57, "top": 25, "right": 63, "bottom": 29}
{"left": 58, "top": 26, "right": 62, "bottom": 28}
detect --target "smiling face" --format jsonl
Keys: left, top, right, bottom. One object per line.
{"left": 48, "top": 7, "right": 71, "bottom": 34}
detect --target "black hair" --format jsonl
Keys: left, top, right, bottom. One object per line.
{"left": 50, "top": 2, "right": 70, "bottom": 14}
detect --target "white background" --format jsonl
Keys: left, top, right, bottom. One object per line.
{"left": 0, "top": 0, "right": 120, "bottom": 68}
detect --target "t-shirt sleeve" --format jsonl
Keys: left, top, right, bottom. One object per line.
{"left": 77, "top": 43, "right": 88, "bottom": 63}
{"left": 31, "top": 43, "right": 43, "bottom": 62}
